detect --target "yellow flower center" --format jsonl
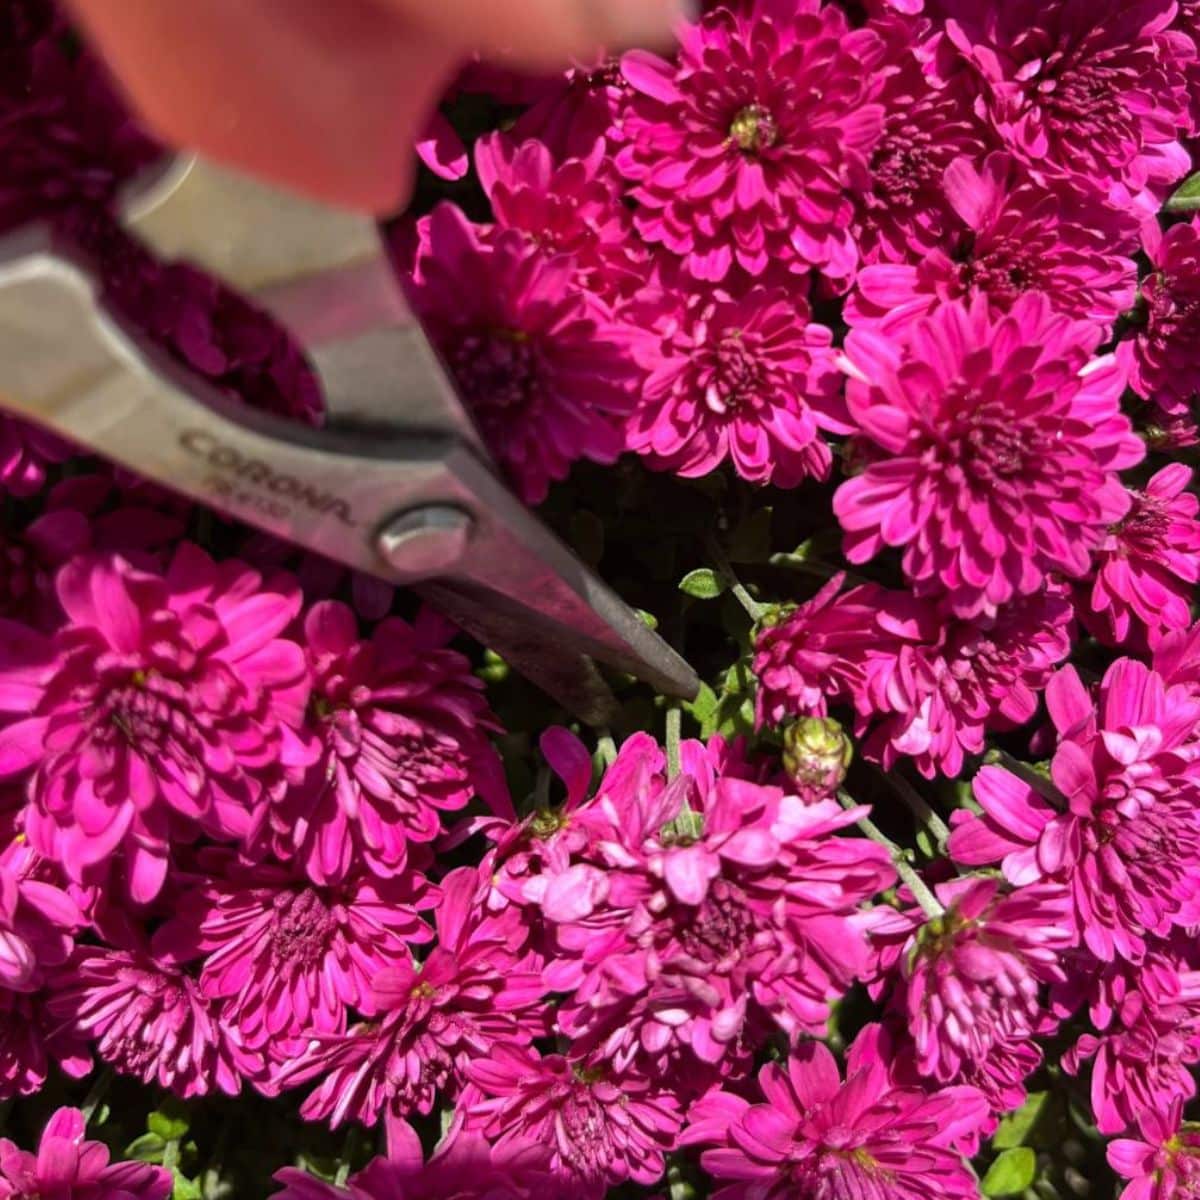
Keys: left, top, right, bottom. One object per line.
{"left": 729, "top": 105, "right": 778, "bottom": 154}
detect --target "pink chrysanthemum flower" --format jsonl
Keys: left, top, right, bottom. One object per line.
{"left": 0, "top": 474, "right": 183, "bottom": 631}
{"left": 464, "top": 1043, "right": 683, "bottom": 1194}
{"left": 510, "top": 55, "right": 630, "bottom": 159}
{"left": 49, "top": 946, "right": 250, "bottom": 1098}
{"left": 860, "top": 588, "right": 1075, "bottom": 778}
{"left": 0, "top": 1106, "right": 170, "bottom": 1200}
{"left": 615, "top": 0, "right": 886, "bottom": 284}
{"left": 939, "top": 0, "right": 1195, "bottom": 198}
{"left": 536, "top": 735, "right": 894, "bottom": 1072}
{"left": 867, "top": 877, "right": 1071, "bottom": 1108}
{"left": 849, "top": 153, "right": 1138, "bottom": 333}
{"left": 267, "top": 601, "right": 507, "bottom": 884}
{"left": 0, "top": 545, "right": 312, "bottom": 904}
{"left": 404, "top": 202, "right": 637, "bottom": 504}
{"left": 1110, "top": 1098, "right": 1200, "bottom": 1200}
{"left": 155, "top": 850, "right": 435, "bottom": 1054}
{"left": 1061, "top": 940, "right": 1200, "bottom": 1135}
{"left": 1120, "top": 217, "right": 1200, "bottom": 417}
{"left": 272, "top": 1119, "right": 571, "bottom": 1200}
{"left": 683, "top": 1025, "right": 987, "bottom": 1199}
{"left": 0, "top": 416, "right": 71, "bottom": 500}
{"left": 275, "top": 870, "right": 545, "bottom": 1135}
{"left": 1084, "top": 464, "right": 1200, "bottom": 649}
{"left": 624, "top": 283, "right": 843, "bottom": 487}
{"left": 0, "top": 0, "right": 159, "bottom": 233}
{"left": 0, "top": 848, "right": 79, "bottom": 993}
{"left": 950, "top": 661, "right": 1200, "bottom": 962}
{"left": 853, "top": 14, "right": 992, "bottom": 264}
{"left": 0, "top": 986, "right": 90, "bottom": 1100}
{"left": 834, "top": 294, "right": 1144, "bottom": 617}
{"left": 475, "top": 135, "right": 644, "bottom": 302}
{"left": 753, "top": 574, "right": 926, "bottom": 725}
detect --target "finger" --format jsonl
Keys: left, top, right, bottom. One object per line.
{"left": 386, "top": 0, "right": 693, "bottom": 70}
{"left": 64, "top": 0, "right": 459, "bottom": 214}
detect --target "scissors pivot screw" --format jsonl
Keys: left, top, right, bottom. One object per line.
{"left": 375, "top": 505, "right": 474, "bottom": 581}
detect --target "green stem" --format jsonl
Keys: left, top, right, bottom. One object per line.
{"left": 162, "top": 1137, "right": 180, "bottom": 1175}
{"left": 334, "top": 1125, "right": 362, "bottom": 1187}
{"left": 838, "top": 790, "right": 944, "bottom": 920}
{"left": 80, "top": 1067, "right": 113, "bottom": 1124}
{"left": 871, "top": 766, "right": 951, "bottom": 850}
{"left": 665, "top": 705, "right": 682, "bottom": 780}
{"left": 708, "top": 541, "right": 765, "bottom": 621}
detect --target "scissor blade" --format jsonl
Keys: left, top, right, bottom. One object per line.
{"left": 442, "top": 446, "right": 700, "bottom": 707}
{"left": 418, "top": 579, "right": 622, "bottom": 726}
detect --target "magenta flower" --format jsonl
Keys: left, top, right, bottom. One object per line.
{"left": 404, "top": 202, "right": 637, "bottom": 504}
{"left": 464, "top": 1043, "right": 683, "bottom": 1193}
{"left": 0, "top": 1106, "right": 170, "bottom": 1200}
{"left": 1110, "top": 1098, "right": 1200, "bottom": 1199}
{"left": 267, "top": 601, "right": 508, "bottom": 884}
{"left": 1120, "top": 217, "right": 1200, "bottom": 417}
{"left": 860, "top": 588, "right": 1075, "bottom": 778}
{"left": 849, "top": 153, "right": 1138, "bottom": 333}
{"left": 1062, "top": 940, "right": 1200, "bottom": 1134}
{"left": 0, "top": 0, "right": 159, "bottom": 233}
{"left": 475, "top": 135, "right": 645, "bottom": 302}
{"left": 625, "top": 283, "right": 843, "bottom": 487}
{"left": 0, "top": 417, "right": 71, "bottom": 500}
{"left": 615, "top": 1, "right": 886, "bottom": 284}
{"left": 683, "top": 1024, "right": 987, "bottom": 1199}
{"left": 853, "top": 13, "right": 992, "bottom": 264}
{"left": 49, "top": 946, "right": 250, "bottom": 1098}
{"left": 939, "top": 0, "right": 1195, "bottom": 198}
{"left": 868, "top": 877, "right": 1071, "bottom": 1107}
{"left": 272, "top": 1119, "right": 571, "bottom": 1200}
{"left": 834, "top": 295, "right": 1144, "bottom": 617}
{"left": 510, "top": 55, "right": 629, "bottom": 160}
{"left": 0, "top": 546, "right": 312, "bottom": 904}
{"left": 0, "top": 849, "right": 79, "bottom": 993}
{"left": 536, "top": 735, "right": 893, "bottom": 1072}
{"left": 0, "top": 986, "right": 90, "bottom": 1100}
{"left": 155, "top": 850, "right": 435, "bottom": 1054}
{"left": 1084, "top": 464, "right": 1200, "bottom": 650}
{"left": 949, "top": 660, "right": 1200, "bottom": 962}
{"left": 753, "top": 574, "right": 927, "bottom": 725}
{"left": 275, "top": 869, "right": 545, "bottom": 1135}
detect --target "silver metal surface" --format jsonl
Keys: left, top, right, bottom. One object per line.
{"left": 0, "top": 157, "right": 700, "bottom": 721}
{"left": 376, "top": 505, "right": 474, "bottom": 580}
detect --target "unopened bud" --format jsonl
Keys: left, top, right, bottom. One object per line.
{"left": 782, "top": 717, "right": 852, "bottom": 801}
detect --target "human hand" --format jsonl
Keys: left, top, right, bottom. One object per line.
{"left": 62, "top": 0, "right": 689, "bottom": 214}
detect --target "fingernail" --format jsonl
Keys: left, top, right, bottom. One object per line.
{"left": 590, "top": 0, "right": 697, "bottom": 49}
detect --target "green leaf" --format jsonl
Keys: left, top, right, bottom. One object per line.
{"left": 124, "top": 1133, "right": 166, "bottom": 1163}
{"left": 992, "top": 1092, "right": 1049, "bottom": 1150}
{"left": 684, "top": 682, "right": 719, "bottom": 725}
{"left": 729, "top": 508, "right": 773, "bottom": 564}
{"left": 1167, "top": 171, "right": 1200, "bottom": 213}
{"left": 679, "top": 568, "right": 727, "bottom": 600}
{"left": 148, "top": 1105, "right": 189, "bottom": 1143}
{"left": 172, "top": 1175, "right": 203, "bottom": 1200}
{"left": 981, "top": 1147, "right": 1037, "bottom": 1196}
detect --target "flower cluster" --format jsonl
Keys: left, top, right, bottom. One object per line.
{"left": 3, "top": 0, "right": 1200, "bottom": 1196}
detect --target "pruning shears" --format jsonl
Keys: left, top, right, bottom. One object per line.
{"left": 0, "top": 156, "right": 698, "bottom": 723}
